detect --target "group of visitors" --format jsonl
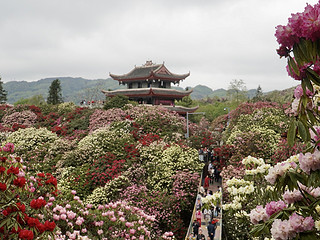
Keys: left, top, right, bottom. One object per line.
{"left": 191, "top": 218, "right": 218, "bottom": 240}
{"left": 188, "top": 153, "right": 222, "bottom": 240}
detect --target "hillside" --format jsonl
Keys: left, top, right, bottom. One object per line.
{"left": 3, "top": 77, "right": 295, "bottom": 104}
{"left": 4, "top": 77, "right": 125, "bottom": 104}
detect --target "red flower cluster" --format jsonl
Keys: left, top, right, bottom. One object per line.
{"left": 12, "top": 123, "right": 27, "bottom": 131}
{"left": 7, "top": 166, "right": 19, "bottom": 175}
{"left": 18, "top": 229, "right": 34, "bottom": 240}
{"left": 89, "top": 153, "right": 126, "bottom": 187}
{"left": 13, "top": 177, "right": 26, "bottom": 187}
{"left": 0, "top": 182, "right": 7, "bottom": 191}
{"left": 139, "top": 133, "right": 161, "bottom": 146}
{"left": 30, "top": 198, "right": 46, "bottom": 209}
{"left": 2, "top": 202, "right": 26, "bottom": 216}
{"left": 36, "top": 172, "right": 58, "bottom": 187}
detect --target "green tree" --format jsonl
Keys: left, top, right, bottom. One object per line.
{"left": 47, "top": 79, "right": 63, "bottom": 105}
{"left": 103, "top": 95, "right": 130, "bottom": 110}
{"left": 0, "top": 77, "right": 7, "bottom": 104}
{"left": 175, "top": 96, "right": 193, "bottom": 107}
{"left": 227, "top": 79, "right": 247, "bottom": 103}
{"left": 14, "top": 95, "right": 46, "bottom": 106}
{"left": 252, "top": 85, "right": 263, "bottom": 102}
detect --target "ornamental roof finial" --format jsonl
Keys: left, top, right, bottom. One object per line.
{"left": 144, "top": 60, "right": 154, "bottom": 66}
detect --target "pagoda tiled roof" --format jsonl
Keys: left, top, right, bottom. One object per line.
{"left": 102, "top": 87, "right": 192, "bottom": 98}
{"left": 162, "top": 105, "right": 199, "bottom": 114}
{"left": 109, "top": 61, "right": 190, "bottom": 82}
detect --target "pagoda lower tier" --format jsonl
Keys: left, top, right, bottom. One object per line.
{"left": 102, "top": 87, "right": 192, "bottom": 105}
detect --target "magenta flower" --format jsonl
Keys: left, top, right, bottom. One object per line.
{"left": 265, "top": 200, "right": 287, "bottom": 216}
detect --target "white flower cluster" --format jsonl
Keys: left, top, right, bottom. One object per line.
{"left": 226, "top": 177, "right": 252, "bottom": 188}
{"left": 234, "top": 210, "right": 249, "bottom": 218}
{"left": 222, "top": 201, "right": 242, "bottom": 211}
{"left": 245, "top": 164, "right": 271, "bottom": 175}
{"left": 228, "top": 184, "right": 255, "bottom": 196}
{"left": 265, "top": 157, "right": 298, "bottom": 184}
{"left": 5, "top": 127, "right": 58, "bottom": 152}
{"left": 242, "top": 156, "right": 265, "bottom": 167}
{"left": 286, "top": 154, "right": 299, "bottom": 163}
{"left": 202, "top": 192, "right": 222, "bottom": 206}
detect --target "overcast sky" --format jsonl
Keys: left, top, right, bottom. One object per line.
{"left": 0, "top": 0, "right": 318, "bottom": 92}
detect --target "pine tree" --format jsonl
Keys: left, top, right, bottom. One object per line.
{"left": 252, "top": 85, "right": 263, "bottom": 102}
{"left": 47, "top": 79, "right": 63, "bottom": 105}
{"left": 0, "top": 77, "right": 7, "bottom": 104}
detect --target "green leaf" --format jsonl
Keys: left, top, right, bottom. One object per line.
{"left": 303, "top": 77, "right": 314, "bottom": 92}
{"left": 288, "top": 57, "right": 299, "bottom": 76}
{"left": 306, "top": 109, "right": 317, "bottom": 125}
{"left": 287, "top": 120, "right": 297, "bottom": 147}
{"left": 297, "top": 120, "right": 309, "bottom": 142}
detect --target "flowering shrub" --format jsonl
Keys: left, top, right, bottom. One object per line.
{"left": 271, "top": 138, "right": 305, "bottom": 164}
{"left": 88, "top": 153, "right": 126, "bottom": 188}
{"left": 5, "top": 127, "right": 59, "bottom": 154}
{"left": 0, "top": 143, "right": 57, "bottom": 239}
{"left": 227, "top": 127, "right": 280, "bottom": 162}
{"left": 222, "top": 156, "right": 276, "bottom": 239}
{"left": 58, "top": 165, "right": 92, "bottom": 199}
{"left": 63, "top": 126, "right": 135, "bottom": 167}
{"left": 88, "top": 108, "right": 126, "bottom": 132}
{"left": 2, "top": 110, "right": 38, "bottom": 129}
{"left": 140, "top": 143, "right": 203, "bottom": 191}
{"left": 85, "top": 175, "right": 131, "bottom": 207}
{"left": 126, "top": 104, "right": 185, "bottom": 139}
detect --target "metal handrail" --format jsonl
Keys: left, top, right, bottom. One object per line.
{"left": 184, "top": 171, "right": 203, "bottom": 239}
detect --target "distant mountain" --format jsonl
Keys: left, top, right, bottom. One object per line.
{"left": 3, "top": 77, "right": 295, "bottom": 104}
{"left": 4, "top": 77, "right": 124, "bottom": 104}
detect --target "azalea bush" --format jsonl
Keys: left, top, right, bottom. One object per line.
{"left": 222, "top": 156, "right": 275, "bottom": 239}
{"left": 0, "top": 143, "right": 57, "bottom": 239}
{"left": 88, "top": 108, "right": 126, "bottom": 132}
{"left": 1, "top": 110, "right": 38, "bottom": 129}
{"left": 4, "top": 127, "right": 59, "bottom": 155}
{"left": 62, "top": 126, "right": 135, "bottom": 167}
{"left": 139, "top": 142, "right": 203, "bottom": 191}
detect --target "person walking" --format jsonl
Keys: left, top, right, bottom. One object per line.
{"left": 192, "top": 219, "right": 200, "bottom": 237}
{"left": 203, "top": 208, "right": 212, "bottom": 225}
{"left": 204, "top": 175, "right": 210, "bottom": 193}
{"left": 197, "top": 229, "right": 205, "bottom": 240}
{"left": 196, "top": 209, "right": 202, "bottom": 226}
{"left": 207, "top": 219, "right": 217, "bottom": 240}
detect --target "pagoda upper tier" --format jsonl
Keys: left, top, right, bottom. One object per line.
{"left": 109, "top": 60, "right": 190, "bottom": 83}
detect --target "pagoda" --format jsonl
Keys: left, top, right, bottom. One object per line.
{"left": 102, "top": 61, "right": 198, "bottom": 114}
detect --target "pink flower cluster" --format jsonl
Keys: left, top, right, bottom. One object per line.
{"left": 283, "top": 189, "right": 303, "bottom": 204}
{"left": 298, "top": 150, "right": 320, "bottom": 174}
{"left": 265, "top": 200, "right": 287, "bottom": 216}
{"left": 294, "top": 85, "right": 314, "bottom": 99}
{"left": 275, "top": 2, "right": 320, "bottom": 52}
{"left": 249, "top": 205, "right": 269, "bottom": 224}
{"left": 265, "top": 161, "right": 297, "bottom": 184}
{"left": 271, "top": 213, "right": 314, "bottom": 240}
{"left": 310, "top": 126, "right": 320, "bottom": 147}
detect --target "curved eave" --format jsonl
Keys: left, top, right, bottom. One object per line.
{"left": 109, "top": 65, "right": 190, "bottom": 82}
{"left": 102, "top": 88, "right": 192, "bottom": 98}
{"left": 110, "top": 73, "right": 189, "bottom": 82}
{"left": 163, "top": 105, "right": 199, "bottom": 114}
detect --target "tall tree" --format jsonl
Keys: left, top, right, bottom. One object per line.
{"left": 47, "top": 79, "right": 63, "bottom": 105}
{"left": 227, "top": 79, "right": 247, "bottom": 103}
{"left": 252, "top": 85, "right": 263, "bottom": 102}
{"left": 0, "top": 77, "right": 7, "bottom": 104}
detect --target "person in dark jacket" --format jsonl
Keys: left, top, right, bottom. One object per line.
{"left": 192, "top": 219, "right": 200, "bottom": 237}
{"left": 197, "top": 229, "right": 205, "bottom": 240}
{"left": 207, "top": 219, "right": 217, "bottom": 240}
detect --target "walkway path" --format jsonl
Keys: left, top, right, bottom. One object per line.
{"left": 200, "top": 179, "right": 222, "bottom": 240}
